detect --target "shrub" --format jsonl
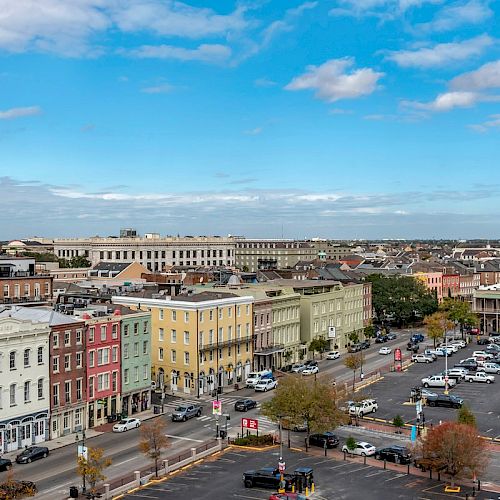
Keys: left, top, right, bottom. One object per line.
{"left": 345, "top": 436, "right": 357, "bottom": 452}
{"left": 233, "top": 434, "right": 275, "bottom": 447}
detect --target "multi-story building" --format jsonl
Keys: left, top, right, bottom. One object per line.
{"left": 472, "top": 286, "right": 500, "bottom": 334}
{"left": 53, "top": 235, "right": 236, "bottom": 271}
{"left": 119, "top": 308, "right": 151, "bottom": 416}
{"left": 83, "top": 311, "right": 122, "bottom": 428}
{"left": 0, "top": 256, "right": 53, "bottom": 304}
{"left": 474, "top": 260, "right": 500, "bottom": 287}
{"left": 442, "top": 272, "right": 460, "bottom": 299}
{"left": 112, "top": 292, "right": 254, "bottom": 397}
{"left": 0, "top": 307, "right": 87, "bottom": 439}
{"left": 0, "top": 316, "right": 50, "bottom": 454}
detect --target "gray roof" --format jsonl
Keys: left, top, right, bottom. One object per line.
{"left": 0, "top": 306, "right": 82, "bottom": 326}
{"left": 91, "top": 262, "right": 132, "bottom": 273}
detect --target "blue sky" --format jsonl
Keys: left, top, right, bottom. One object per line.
{"left": 1, "top": 0, "right": 500, "bottom": 239}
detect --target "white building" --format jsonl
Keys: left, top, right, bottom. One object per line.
{"left": 0, "top": 317, "right": 50, "bottom": 453}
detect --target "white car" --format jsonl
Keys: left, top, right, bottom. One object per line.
{"left": 255, "top": 378, "right": 278, "bottom": 392}
{"left": 302, "top": 366, "right": 319, "bottom": 375}
{"left": 348, "top": 399, "right": 378, "bottom": 417}
{"left": 464, "top": 372, "right": 495, "bottom": 384}
{"left": 472, "top": 351, "right": 494, "bottom": 360}
{"left": 421, "top": 375, "right": 457, "bottom": 388}
{"left": 450, "top": 340, "right": 466, "bottom": 348}
{"left": 113, "top": 418, "right": 141, "bottom": 432}
{"left": 341, "top": 441, "right": 376, "bottom": 457}
{"left": 379, "top": 347, "right": 391, "bottom": 355}
{"left": 326, "top": 351, "right": 340, "bottom": 360}
{"left": 478, "top": 362, "right": 500, "bottom": 374}
{"left": 412, "top": 354, "right": 434, "bottom": 363}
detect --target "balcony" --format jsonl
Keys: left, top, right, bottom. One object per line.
{"left": 199, "top": 335, "right": 253, "bottom": 350}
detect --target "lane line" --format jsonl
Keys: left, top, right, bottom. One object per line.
{"left": 164, "top": 434, "right": 204, "bottom": 442}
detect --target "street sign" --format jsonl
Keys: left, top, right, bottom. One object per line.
{"left": 394, "top": 348, "right": 402, "bottom": 361}
{"left": 242, "top": 417, "right": 258, "bottom": 430}
{"left": 77, "top": 445, "right": 88, "bottom": 461}
{"left": 212, "top": 400, "right": 222, "bottom": 416}
{"left": 415, "top": 400, "right": 422, "bottom": 414}
{"left": 278, "top": 461, "right": 286, "bottom": 473}
{"left": 328, "top": 326, "right": 336, "bottom": 339}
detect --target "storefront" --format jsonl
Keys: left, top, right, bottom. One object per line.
{"left": 0, "top": 412, "right": 48, "bottom": 454}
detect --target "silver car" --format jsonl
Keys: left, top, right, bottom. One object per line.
{"left": 171, "top": 404, "right": 202, "bottom": 422}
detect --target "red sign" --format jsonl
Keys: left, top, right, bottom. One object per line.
{"left": 394, "top": 348, "right": 402, "bottom": 362}
{"left": 242, "top": 417, "right": 258, "bottom": 430}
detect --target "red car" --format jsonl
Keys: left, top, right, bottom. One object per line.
{"left": 269, "top": 494, "right": 310, "bottom": 500}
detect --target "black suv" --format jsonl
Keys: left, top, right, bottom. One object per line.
{"left": 374, "top": 445, "right": 412, "bottom": 464}
{"left": 16, "top": 446, "right": 49, "bottom": 464}
{"left": 455, "top": 360, "right": 478, "bottom": 371}
{"left": 234, "top": 399, "right": 258, "bottom": 412}
{"left": 243, "top": 468, "right": 295, "bottom": 490}
{"left": 375, "top": 335, "right": 388, "bottom": 343}
{"left": 360, "top": 340, "right": 370, "bottom": 349}
{"left": 477, "top": 337, "right": 490, "bottom": 345}
{"left": 426, "top": 394, "right": 463, "bottom": 409}
{"left": 0, "top": 457, "right": 12, "bottom": 472}
{"left": 308, "top": 432, "right": 339, "bottom": 449}
{"left": 304, "top": 360, "right": 318, "bottom": 367}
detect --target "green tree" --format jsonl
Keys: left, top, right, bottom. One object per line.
{"left": 440, "top": 299, "right": 479, "bottom": 337}
{"left": 76, "top": 447, "right": 112, "bottom": 498}
{"left": 348, "top": 331, "right": 360, "bottom": 344}
{"left": 345, "top": 436, "right": 357, "bottom": 453}
{"left": 363, "top": 323, "right": 376, "bottom": 339}
{"left": 366, "top": 274, "right": 438, "bottom": 327}
{"left": 23, "top": 251, "right": 59, "bottom": 262}
{"left": 261, "top": 375, "right": 348, "bottom": 439}
{"left": 393, "top": 415, "right": 405, "bottom": 433}
{"left": 308, "top": 336, "right": 329, "bottom": 359}
{"left": 457, "top": 404, "right": 476, "bottom": 428}
{"left": 424, "top": 311, "right": 453, "bottom": 347}
{"left": 344, "top": 353, "right": 364, "bottom": 391}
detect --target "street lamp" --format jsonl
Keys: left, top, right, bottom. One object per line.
{"left": 444, "top": 328, "right": 449, "bottom": 395}
{"left": 76, "top": 430, "right": 87, "bottom": 493}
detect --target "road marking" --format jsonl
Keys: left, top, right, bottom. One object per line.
{"left": 329, "top": 463, "right": 352, "bottom": 469}
{"left": 337, "top": 465, "right": 372, "bottom": 474}
{"left": 164, "top": 434, "right": 204, "bottom": 442}
{"left": 365, "top": 470, "right": 387, "bottom": 477}
{"left": 384, "top": 473, "right": 407, "bottom": 481}
{"left": 114, "top": 456, "right": 138, "bottom": 466}
{"left": 36, "top": 482, "right": 72, "bottom": 496}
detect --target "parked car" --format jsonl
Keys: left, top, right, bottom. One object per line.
{"left": 255, "top": 378, "right": 278, "bottom": 392}
{"left": 425, "top": 394, "right": 463, "bottom": 408}
{"left": 456, "top": 359, "right": 478, "bottom": 371}
{"left": 349, "top": 399, "right": 378, "bottom": 417}
{"left": 15, "top": 446, "right": 49, "bottom": 464}
{"left": 374, "top": 445, "right": 412, "bottom": 464}
{"left": 478, "top": 362, "right": 500, "bottom": 375}
{"left": 411, "top": 333, "right": 425, "bottom": 343}
{"left": 341, "top": 441, "right": 376, "bottom": 456}
{"left": 464, "top": 372, "right": 495, "bottom": 384}
{"left": 435, "top": 347, "right": 453, "bottom": 357}
{"left": 407, "top": 342, "right": 419, "bottom": 352}
{"left": 234, "top": 399, "right": 258, "bottom": 412}
{"left": 421, "top": 375, "right": 457, "bottom": 388}
{"left": 360, "top": 340, "right": 370, "bottom": 350}
{"left": 304, "top": 360, "right": 318, "bottom": 367}
{"left": 489, "top": 331, "right": 500, "bottom": 337}
{"left": 421, "top": 388, "right": 438, "bottom": 398}
{"left": 113, "top": 417, "right": 141, "bottom": 432}
{"left": 0, "top": 458, "right": 12, "bottom": 472}
{"left": 379, "top": 346, "right": 392, "bottom": 355}
{"left": 243, "top": 468, "right": 295, "bottom": 490}
{"left": 486, "top": 344, "right": 500, "bottom": 353}
{"left": 450, "top": 340, "right": 466, "bottom": 348}
{"left": 441, "top": 368, "right": 467, "bottom": 381}
{"left": 309, "top": 432, "right": 339, "bottom": 448}
{"left": 348, "top": 343, "right": 363, "bottom": 353}
{"left": 291, "top": 364, "right": 306, "bottom": 373}
{"left": 412, "top": 354, "right": 434, "bottom": 363}
{"left": 302, "top": 366, "right": 319, "bottom": 375}
{"left": 477, "top": 337, "right": 490, "bottom": 345}
{"left": 246, "top": 370, "right": 273, "bottom": 388}
{"left": 423, "top": 349, "right": 438, "bottom": 359}
{"left": 326, "top": 351, "right": 340, "bottom": 360}
{"left": 386, "top": 333, "right": 397, "bottom": 340}
{"left": 375, "top": 335, "right": 388, "bottom": 343}
{"left": 171, "top": 404, "right": 202, "bottom": 422}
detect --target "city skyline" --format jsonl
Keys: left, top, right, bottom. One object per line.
{"left": 1, "top": 1, "right": 500, "bottom": 239}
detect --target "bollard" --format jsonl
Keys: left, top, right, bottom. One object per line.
{"left": 477, "top": 479, "right": 481, "bottom": 491}
{"left": 191, "top": 447, "right": 197, "bottom": 458}
{"left": 305, "top": 438, "right": 308, "bottom": 452}
{"left": 324, "top": 443, "right": 327, "bottom": 457}
{"left": 437, "top": 472, "right": 440, "bottom": 481}
{"left": 363, "top": 455, "right": 366, "bottom": 465}
{"left": 311, "top": 482, "right": 315, "bottom": 493}
{"left": 384, "top": 460, "right": 386, "bottom": 470}
{"left": 407, "top": 463, "right": 410, "bottom": 475}
{"left": 292, "top": 485, "right": 295, "bottom": 493}
{"left": 305, "top": 487, "right": 309, "bottom": 496}
{"left": 104, "top": 484, "right": 110, "bottom": 500}
{"left": 135, "top": 471, "right": 141, "bottom": 487}
{"left": 429, "top": 470, "right": 432, "bottom": 479}
{"left": 163, "top": 459, "right": 169, "bottom": 474}
{"left": 343, "top": 450, "right": 346, "bottom": 461}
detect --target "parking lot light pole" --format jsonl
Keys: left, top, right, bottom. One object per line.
{"left": 444, "top": 329, "right": 449, "bottom": 395}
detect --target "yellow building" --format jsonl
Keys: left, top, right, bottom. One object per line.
{"left": 112, "top": 291, "right": 254, "bottom": 397}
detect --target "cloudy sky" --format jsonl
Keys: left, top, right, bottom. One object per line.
{"left": 1, "top": 0, "right": 500, "bottom": 240}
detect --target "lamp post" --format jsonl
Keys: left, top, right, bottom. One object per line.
{"left": 76, "top": 430, "right": 87, "bottom": 493}
{"left": 444, "top": 327, "right": 449, "bottom": 395}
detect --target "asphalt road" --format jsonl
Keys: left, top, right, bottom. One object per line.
{"left": 120, "top": 447, "right": 492, "bottom": 500}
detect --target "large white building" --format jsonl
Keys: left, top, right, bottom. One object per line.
{"left": 0, "top": 317, "right": 50, "bottom": 454}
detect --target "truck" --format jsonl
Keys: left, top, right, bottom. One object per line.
{"left": 464, "top": 371, "right": 495, "bottom": 384}
{"left": 171, "top": 404, "right": 202, "bottom": 422}
{"left": 412, "top": 354, "right": 434, "bottom": 363}
{"left": 245, "top": 370, "right": 272, "bottom": 388}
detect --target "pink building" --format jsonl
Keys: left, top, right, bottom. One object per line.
{"left": 84, "top": 310, "right": 121, "bottom": 428}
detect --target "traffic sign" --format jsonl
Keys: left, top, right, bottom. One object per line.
{"left": 77, "top": 445, "right": 88, "bottom": 461}
{"left": 394, "top": 348, "right": 402, "bottom": 361}
{"left": 415, "top": 400, "right": 422, "bottom": 414}
{"left": 212, "top": 400, "right": 222, "bottom": 415}
{"left": 242, "top": 417, "right": 258, "bottom": 430}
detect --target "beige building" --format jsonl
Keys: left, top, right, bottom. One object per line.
{"left": 112, "top": 291, "right": 254, "bottom": 397}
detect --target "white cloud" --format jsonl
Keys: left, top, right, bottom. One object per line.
{"left": 254, "top": 77, "right": 277, "bottom": 88}
{"left": 127, "top": 43, "right": 231, "bottom": 63}
{"left": 0, "top": 106, "right": 42, "bottom": 120}
{"left": 141, "top": 83, "right": 175, "bottom": 94}
{"left": 469, "top": 114, "right": 500, "bottom": 132}
{"left": 416, "top": 0, "right": 493, "bottom": 32}
{"left": 244, "top": 127, "right": 263, "bottom": 136}
{"left": 385, "top": 34, "right": 493, "bottom": 68}
{"left": 450, "top": 60, "right": 500, "bottom": 91}
{"left": 285, "top": 58, "right": 384, "bottom": 103}
{"left": 402, "top": 91, "right": 483, "bottom": 111}
{"left": 330, "top": 0, "right": 441, "bottom": 18}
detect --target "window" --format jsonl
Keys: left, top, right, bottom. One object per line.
{"left": 64, "top": 354, "right": 71, "bottom": 371}
{"left": 219, "top": 327, "right": 223, "bottom": 342}
{"left": 53, "top": 355, "right": 59, "bottom": 373}
{"left": 184, "top": 352, "right": 190, "bottom": 365}
{"left": 112, "top": 346, "right": 118, "bottom": 363}
{"left": 209, "top": 329, "right": 214, "bottom": 344}
{"left": 143, "top": 321, "right": 148, "bottom": 333}
{"left": 52, "top": 384, "right": 59, "bottom": 407}
{"left": 76, "top": 352, "right": 83, "bottom": 368}
{"left": 199, "top": 311, "right": 204, "bottom": 323}
{"left": 158, "top": 348, "right": 164, "bottom": 361}
{"left": 123, "top": 344, "right": 129, "bottom": 359}
{"left": 143, "top": 340, "right": 148, "bottom": 354}
{"left": 209, "top": 350, "right": 213, "bottom": 362}
{"left": 237, "top": 305, "right": 241, "bottom": 317}
{"left": 246, "top": 305, "right": 250, "bottom": 315}
{"left": 76, "top": 379, "right": 82, "bottom": 401}
{"left": 38, "top": 378, "right": 44, "bottom": 399}
{"left": 228, "top": 307, "right": 232, "bottom": 318}
{"left": 134, "top": 323, "right": 139, "bottom": 335}
{"left": 89, "top": 327, "right": 95, "bottom": 342}
{"left": 10, "top": 383, "right": 16, "bottom": 406}
{"left": 143, "top": 364, "right": 148, "bottom": 380}
{"left": 24, "top": 381, "right": 30, "bottom": 403}
{"left": 112, "top": 371, "right": 117, "bottom": 392}
{"left": 75, "top": 408, "right": 82, "bottom": 427}
{"left": 159, "top": 309, "right": 164, "bottom": 320}
{"left": 184, "top": 311, "right": 189, "bottom": 323}
{"left": 37, "top": 346, "right": 43, "bottom": 364}
{"left": 124, "top": 368, "right": 129, "bottom": 384}
{"left": 53, "top": 333, "right": 59, "bottom": 348}
{"left": 64, "top": 330, "right": 71, "bottom": 346}
{"left": 134, "top": 366, "right": 139, "bottom": 382}
{"left": 101, "top": 326, "right": 107, "bottom": 341}
{"left": 24, "top": 283, "right": 29, "bottom": 296}
{"left": 89, "top": 351, "right": 95, "bottom": 368}
{"left": 159, "top": 328, "right": 164, "bottom": 341}
{"left": 237, "top": 325, "right": 241, "bottom": 339}
{"left": 24, "top": 349, "right": 30, "bottom": 367}
{"left": 97, "top": 348, "right": 110, "bottom": 366}
{"left": 171, "top": 350, "right": 176, "bottom": 362}
{"left": 76, "top": 329, "right": 82, "bottom": 344}
{"left": 218, "top": 348, "right": 223, "bottom": 360}
{"left": 171, "top": 329, "right": 177, "bottom": 343}
{"left": 88, "top": 377, "right": 94, "bottom": 399}
{"left": 112, "top": 324, "right": 118, "bottom": 339}
{"left": 184, "top": 331, "right": 190, "bottom": 345}
{"left": 65, "top": 381, "right": 71, "bottom": 404}
{"left": 124, "top": 324, "right": 129, "bottom": 337}
{"left": 97, "top": 373, "right": 110, "bottom": 391}
{"left": 3, "top": 284, "right": 9, "bottom": 297}
{"left": 218, "top": 308, "right": 223, "bottom": 320}
{"left": 209, "top": 310, "right": 213, "bottom": 321}
{"left": 134, "top": 342, "right": 139, "bottom": 357}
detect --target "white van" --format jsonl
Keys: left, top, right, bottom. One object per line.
{"left": 245, "top": 370, "right": 272, "bottom": 388}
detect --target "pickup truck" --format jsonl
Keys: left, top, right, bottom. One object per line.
{"left": 348, "top": 399, "right": 378, "bottom": 417}
{"left": 243, "top": 468, "right": 295, "bottom": 490}
{"left": 171, "top": 404, "right": 203, "bottom": 422}
{"left": 421, "top": 375, "right": 457, "bottom": 388}
{"left": 412, "top": 354, "right": 434, "bottom": 363}
{"left": 464, "top": 372, "right": 495, "bottom": 384}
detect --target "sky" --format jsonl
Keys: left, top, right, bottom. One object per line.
{"left": 1, "top": 0, "right": 500, "bottom": 240}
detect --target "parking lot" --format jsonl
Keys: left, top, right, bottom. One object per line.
{"left": 121, "top": 447, "right": 491, "bottom": 499}
{"left": 359, "top": 340, "right": 500, "bottom": 439}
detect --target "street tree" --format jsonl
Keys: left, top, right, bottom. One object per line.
{"left": 344, "top": 353, "right": 364, "bottom": 391}
{"left": 440, "top": 299, "right": 479, "bottom": 337}
{"left": 308, "top": 336, "right": 329, "bottom": 359}
{"left": 76, "top": 447, "right": 112, "bottom": 498}
{"left": 345, "top": 436, "right": 357, "bottom": 454}
{"left": 363, "top": 323, "right": 376, "bottom": 339}
{"left": 366, "top": 274, "right": 438, "bottom": 327}
{"left": 139, "top": 420, "right": 169, "bottom": 477}
{"left": 261, "top": 375, "right": 348, "bottom": 439}
{"left": 348, "top": 331, "right": 360, "bottom": 344}
{"left": 457, "top": 404, "right": 476, "bottom": 427}
{"left": 417, "top": 422, "right": 489, "bottom": 486}
{"left": 424, "top": 312, "right": 453, "bottom": 347}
